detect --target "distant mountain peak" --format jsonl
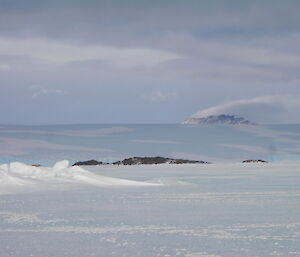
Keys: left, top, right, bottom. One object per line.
{"left": 182, "top": 114, "right": 256, "bottom": 125}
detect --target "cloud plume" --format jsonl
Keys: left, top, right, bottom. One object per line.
{"left": 192, "top": 95, "right": 300, "bottom": 124}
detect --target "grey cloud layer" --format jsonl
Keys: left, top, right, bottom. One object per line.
{"left": 1, "top": 0, "right": 300, "bottom": 41}
{"left": 1, "top": 0, "right": 300, "bottom": 123}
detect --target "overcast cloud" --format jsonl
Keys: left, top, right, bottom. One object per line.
{"left": 0, "top": 0, "right": 300, "bottom": 124}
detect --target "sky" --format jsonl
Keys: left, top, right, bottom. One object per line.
{"left": 0, "top": 0, "right": 300, "bottom": 124}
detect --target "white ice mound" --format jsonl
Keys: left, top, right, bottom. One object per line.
{"left": 0, "top": 161, "right": 158, "bottom": 193}
{"left": 53, "top": 160, "right": 69, "bottom": 170}
{"left": 0, "top": 168, "right": 30, "bottom": 186}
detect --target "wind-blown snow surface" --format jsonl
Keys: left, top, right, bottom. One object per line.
{"left": 0, "top": 162, "right": 300, "bottom": 257}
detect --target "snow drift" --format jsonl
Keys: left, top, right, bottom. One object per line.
{"left": 0, "top": 160, "right": 158, "bottom": 194}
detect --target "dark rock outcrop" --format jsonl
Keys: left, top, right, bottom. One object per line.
{"left": 72, "top": 160, "right": 106, "bottom": 166}
{"left": 183, "top": 114, "right": 256, "bottom": 125}
{"left": 112, "top": 156, "right": 210, "bottom": 165}
{"left": 31, "top": 164, "right": 42, "bottom": 167}
{"left": 72, "top": 157, "right": 210, "bottom": 166}
{"left": 242, "top": 159, "right": 268, "bottom": 163}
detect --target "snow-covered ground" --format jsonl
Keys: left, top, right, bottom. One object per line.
{"left": 0, "top": 162, "right": 299, "bottom": 256}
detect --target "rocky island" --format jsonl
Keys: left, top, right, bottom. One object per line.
{"left": 242, "top": 159, "right": 268, "bottom": 163}
{"left": 112, "top": 157, "right": 210, "bottom": 165}
{"left": 72, "top": 160, "right": 108, "bottom": 166}
{"left": 183, "top": 114, "right": 256, "bottom": 125}
{"left": 72, "top": 157, "right": 210, "bottom": 166}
